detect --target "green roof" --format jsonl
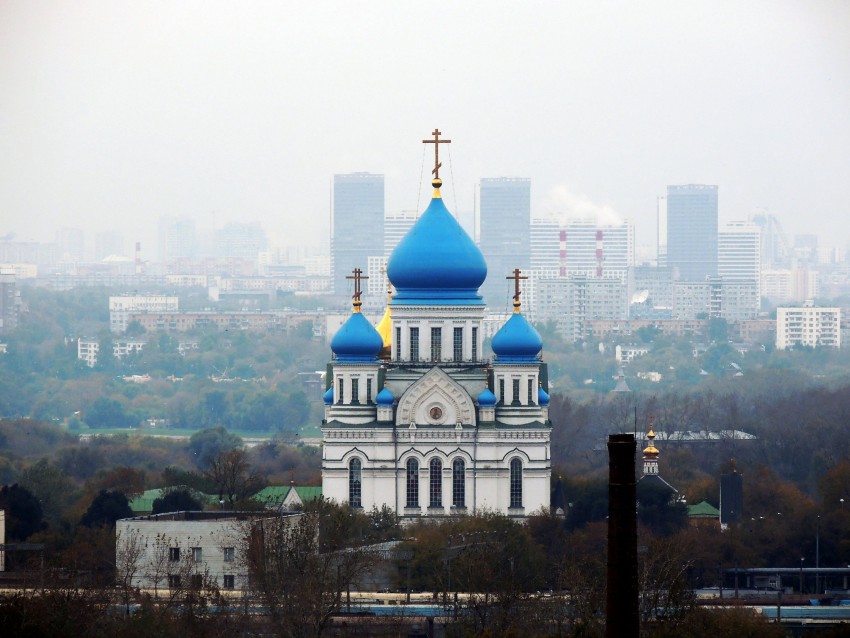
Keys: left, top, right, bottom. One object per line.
{"left": 252, "top": 485, "right": 322, "bottom": 507}
{"left": 294, "top": 486, "right": 322, "bottom": 502}
{"left": 688, "top": 500, "right": 720, "bottom": 518}
{"left": 253, "top": 486, "right": 292, "bottom": 506}
{"left": 128, "top": 487, "right": 217, "bottom": 514}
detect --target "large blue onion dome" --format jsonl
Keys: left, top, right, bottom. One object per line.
{"left": 387, "top": 192, "right": 486, "bottom": 305}
{"left": 537, "top": 385, "right": 550, "bottom": 407}
{"left": 491, "top": 312, "right": 543, "bottom": 362}
{"left": 376, "top": 387, "right": 395, "bottom": 406}
{"left": 477, "top": 387, "right": 497, "bottom": 407}
{"left": 331, "top": 311, "right": 383, "bottom": 362}
{"left": 323, "top": 386, "right": 335, "bottom": 405}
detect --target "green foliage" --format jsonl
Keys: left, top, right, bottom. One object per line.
{"left": 85, "top": 396, "right": 136, "bottom": 428}
{"left": 187, "top": 426, "right": 242, "bottom": 469}
{"left": 0, "top": 484, "right": 46, "bottom": 541}
{"left": 637, "top": 479, "right": 688, "bottom": 536}
{"left": 80, "top": 489, "right": 133, "bottom": 528}
{"left": 151, "top": 488, "right": 204, "bottom": 514}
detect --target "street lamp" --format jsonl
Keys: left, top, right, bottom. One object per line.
{"left": 800, "top": 557, "right": 805, "bottom": 594}
{"left": 816, "top": 515, "right": 821, "bottom": 595}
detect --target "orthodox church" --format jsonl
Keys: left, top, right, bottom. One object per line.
{"left": 321, "top": 132, "right": 552, "bottom": 520}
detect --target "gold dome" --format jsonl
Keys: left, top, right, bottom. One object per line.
{"left": 375, "top": 285, "right": 393, "bottom": 360}
{"left": 643, "top": 420, "right": 659, "bottom": 458}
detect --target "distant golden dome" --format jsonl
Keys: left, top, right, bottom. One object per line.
{"left": 643, "top": 427, "right": 659, "bottom": 458}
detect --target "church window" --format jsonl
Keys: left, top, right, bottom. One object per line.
{"left": 349, "top": 458, "right": 362, "bottom": 508}
{"left": 510, "top": 458, "right": 523, "bottom": 508}
{"left": 337, "top": 379, "right": 344, "bottom": 404}
{"left": 498, "top": 379, "right": 505, "bottom": 405}
{"left": 511, "top": 379, "right": 521, "bottom": 406}
{"left": 429, "top": 458, "right": 442, "bottom": 507}
{"left": 453, "top": 327, "right": 463, "bottom": 361}
{"left": 452, "top": 458, "right": 465, "bottom": 507}
{"left": 351, "top": 378, "right": 360, "bottom": 404}
{"left": 431, "top": 327, "right": 442, "bottom": 362}
{"left": 366, "top": 378, "right": 372, "bottom": 404}
{"left": 528, "top": 379, "right": 534, "bottom": 404}
{"left": 395, "top": 327, "right": 401, "bottom": 361}
{"left": 471, "top": 327, "right": 478, "bottom": 361}
{"left": 409, "top": 328, "right": 419, "bottom": 361}
{"left": 406, "top": 459, "right": 419, "bottom": 507}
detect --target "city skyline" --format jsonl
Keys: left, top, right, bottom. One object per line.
{"left": 1, "top": 2, "right": 849, "bottom": 255}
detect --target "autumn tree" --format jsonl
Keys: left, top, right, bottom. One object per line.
{"left": 203, "top": 449, "right": 264, "bottom": 507}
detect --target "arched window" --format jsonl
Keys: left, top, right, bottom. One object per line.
{"left": 452, "top": 458, "right": 465, "bottom": 507}
{"left": 348, "top": 458, "right": 362, "bottom": 508}
{"left": 429, "top": 458, "right": 442, "bottom": 507}
{"left": 510, "top": 458, "right": 523, "bottom": 509}
{"left": 406, "top": 458, "right": 419, "bottom": 508}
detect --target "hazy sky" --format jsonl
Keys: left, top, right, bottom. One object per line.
{"left": 2, "top": 1, "right": 849, "bottom": 257}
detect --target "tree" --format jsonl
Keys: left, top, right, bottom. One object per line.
{"left": 0, "top": 484, "right": 46, "bottom": 541}
{"left": 85, "top": 396, "right": 135, "bottom": 429}
{"left": 637, "top": 479, "right": 688, "bottom": 536}
{"left": 203, "top": 449, "right": 264, "bottom": 507}
{"left": 152, "top": 488, "right": 204, "bottom": 514}
{"left": 80, "top": 490, "right": 133, "bottom": 528}
{"left": 244, "top": 507, "right": 379, "bottom": 638}
{"left": 187, "top": 426, "right": 242, "bottom": 469}
{"left": 18, "top": 457, "right": 74, "bottom": 527}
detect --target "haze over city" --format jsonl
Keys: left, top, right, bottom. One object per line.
{"left": 1, "top": 1, "right": 849, "bottom": 254}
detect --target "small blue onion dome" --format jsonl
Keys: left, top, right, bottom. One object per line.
{"left": 376, "top": 387, "right": 395, "bottom": 406}
{"left": 491, "top": 312, "right": 543, "bottom": 362}
{"left": 477, "top": 387, "right": 497, "bottom": 407}
{"left": 387, "top": 195, "right": 486, "bottom": 305}
{"left": 323, "top": 386, "right": 335, "bottom": 405}
{"left": 330, "top": 312, "right": 383, "bottom": 362}
{"left": 537, "top": 385, "right": 550, "bottom": 407}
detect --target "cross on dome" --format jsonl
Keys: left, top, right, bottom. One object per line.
{"left": 345, "top": 267, "right": 369, "bottom": 313}
{"left": 506, "top": 268, "right": 529, "bottom": 313}
{"left": 422, "top": 128, "right": 451, "bottom": 187}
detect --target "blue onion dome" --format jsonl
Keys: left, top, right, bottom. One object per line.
{"left": 387, "top": 191, "right": 487, "bottom": 305}
{"left": 323, "top": 386, "right": 335, "bottom": 405}
{"left": 376, "top": 387, "right": 395, "bottom": 406}
{"left": 477, "top": 387, "right": 497, "bottom": 407}
{"left": 330, "top": 310, "right": 383, "bottom": 362}
{"left": 491, "top": 312, "right": 543, "bottom": 362}
{"left": 537, "top": 385, "right": 550, "bottom": 407}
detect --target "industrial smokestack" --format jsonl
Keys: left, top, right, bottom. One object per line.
{"left": 607, "top": 433, "right": 639, "bottom": 638}
{"left": 135, "top": 241, "right": 142, "bottom": 274}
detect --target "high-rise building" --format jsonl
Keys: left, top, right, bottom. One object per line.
{"left": 332, "top": 173, "right": 384, "bottom": 295}
{"left": 56, "top": 227, "right": 85, "bottom": 263}
{"left": 718, "top": 222, "right": 761, "bottom": 312}
{"left": 750, "top": 210, "right": 789, "bottom": 269}
{"left": 666, "top": 185, "right": 718, "bottom": 280}
{"left": 95, "top": 231, "right": 126, "bottom": 260}
{"left": 384, "top": 211, "right": 418, "bottom": 257}
{"left": 0, "top": 270, "right": 21, "bottom": 334}
{"left": 479, "top": 177, "right": 531, "bottom": 309}
{"left": 158, "top": 217, "right": 199, "bottom": 262}
{"left": 559, "top": 218, "right": 634, "bottom": 282}
{"left": 214, "top": 222, "right": 268, "bottom": 261}
{"left": 530, "top": 218, "right": 560, "bottom": 276}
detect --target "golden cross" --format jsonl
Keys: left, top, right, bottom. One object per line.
{"left": 506, "top": 268, "right": 528, "bottom": 311}
{"left": 422, "top": 128, "right": 451, "bottom": 179}
{"left": 345, "top": 267, "right": 368, "bottom": 309}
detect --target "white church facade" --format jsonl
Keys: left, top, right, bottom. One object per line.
{"left": 321, "top": 133, "right": 552, "bottom": 520}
